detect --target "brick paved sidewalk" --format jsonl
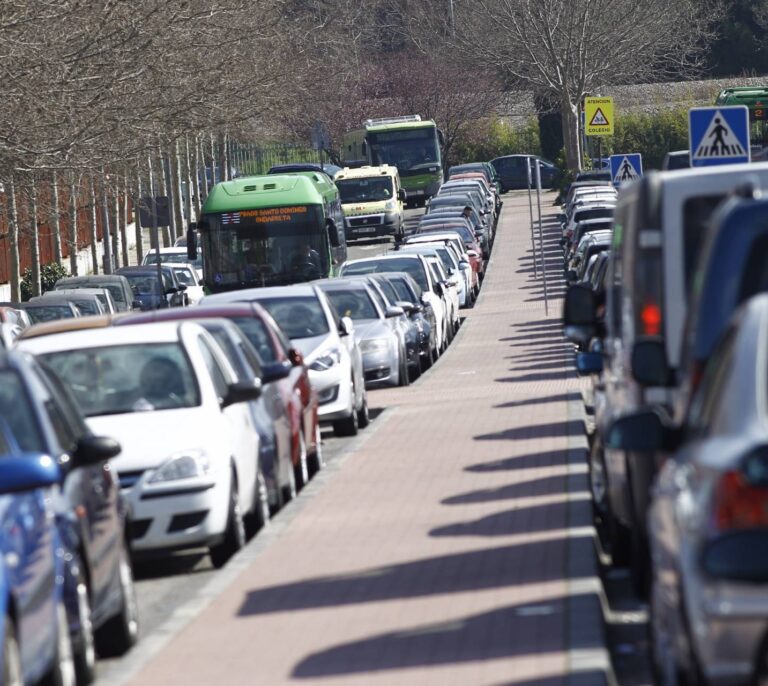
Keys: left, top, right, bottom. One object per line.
{"left": 114, "top": 192, "right": 612, "bottom": 686}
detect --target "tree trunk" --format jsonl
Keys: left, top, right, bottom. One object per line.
{"left": 100, "top": 169, "right": 113, "bottom": 274}
{"left": 112, "top": 177, "right": 121, "bottom": 267}
{"left": 121, "top": 174, "right": 129, "bottom": 267}
{"left": 7, "top": 176, "right": 21, "bottom": 302}
{"left": 135, "top": 168, "right": 144, "bottom": 264}
{"left": 68, "top": 171, "right": 79, "bottom": 275}
{"left": 195, "top": 134, "right": 205, "bottom": 208}
{"left": 184, "top": 134, "right": 195, "bottom": 224}
{"left": 51, "top": 171, "right": 63, "bottom": 264}
{"left": 173, "top": 138, "right": 185, "bottom": 235}
{"left": 157, "top": 147, "right": 171, "bottom": 247}
{"left": 560, "top": 96, "right": 582, "bottom": 172}
{"left": 89, "top": 175, "right": 99, "bottom": 274}
{"left": 29, "top": 176, "right": 41, "bottom": 297}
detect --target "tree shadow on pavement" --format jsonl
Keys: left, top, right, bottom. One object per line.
{"left": 475, "top": 420, "right": 584, "bottom": 442}
{"left": 237, "top": 537, "right": 591, "bottom": 618}
{"left": 442, "top": 474, "right": 568, "bottom": 506}
{"left": 492, "top": 392, "right": 580, "bottom": 410}
{"left": 430, "top": 500, "right": 570, "bottom": 538}
{"left": 495, "top": 369, "right": 575, "bottom": 383}
{"left": 510, "top": 360, "right": 572, "bottom": 373}
{"left": 290, "top": 598, "right": 587, "bottom": 678}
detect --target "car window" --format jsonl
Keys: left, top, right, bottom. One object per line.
{"left": 375, "top": 278, "right": 400, "bottom": 305}
{"left": 197, "top": 338, "right": 230, "bottom": 399}
{"left": 43, "top": 343, "right": 201, "bottom": 415}
{"left": 390, "top": 278, "right": 417, "bottom": 302}
{"left": 231, "top": 316, "right": 277, "bottom": 363}
{"left": 367, "top": 284, "right": 389, "bottom": 312}
{"left": 256, "top": 296, "right": 330, "bottom": 339}
{"left": 682, "top": 195, "right": 724, "bottom": 297}
{"left": 342, "top": 258, "right": 428, "bottom": 292}
{"left": 34, "top": 364, "right": 89, "bottom": 453}
{"left": 207, "top": 328, "right": 251, "bottom": 381}
{"left": 686, "top": 328, "right": 736, "bottom": 436}
{"left": 0, "top": 369, "right": 46, "bottom": 453}
{"left": 174, "top": 267, "right": 197, "bottom": 287}
{"left": 325, "top": 289, "right": 379, "bottom": 320}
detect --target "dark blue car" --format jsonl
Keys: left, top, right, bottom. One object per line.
{"left": 0, "top": 422, "right": 73, "bottom": 686}
{"left": 0, "top": 352, "right": 138, "bottom": 683}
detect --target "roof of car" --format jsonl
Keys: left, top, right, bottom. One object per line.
{"left": 313, "top": 278, "right": 370, "bottom": 291}
{"left": 114, "top": 302, "right": 270, "bottom": 326}
{"left": 575, "top": 217, "right": 614, "bottom": 226}
{"left": 17, "top": 320, "right": 191, "bottom": 355}
{"left": 56, "top": 275, "right": 128, "bottom": 285}
{"left": 203, "top": 284, "right": 318, "bottom": 303}
{"left": 145, "top": 247, "right": 187, "bottom": 253}
{"left": 18, "top": 314, "right": 123, "bottom": 340}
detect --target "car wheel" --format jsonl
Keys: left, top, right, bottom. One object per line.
{"left": 245, "top": 466, "right": 270, "bottom": 537}
{"left": 398, "top": 348, "right": 410, "bottom": 387}
{"left": 3, "top": 617, "right": 22, "bottom": 686}
{"left": 209, "top": 471, "right": 246, "bottom": 569}
{"left": 357, "top": 392, "right": 370, "bottom": 429}
{"left": 45, "top": 600, "right": 76, "bottom": 686}
{"left": 308, "top": 422, "right": 324, "bottom": 474}
{"left": 333, "top": 380, "right": 359, "bottom": 437}
{"left": 95, "top": 543, "right": 139, "bottom": 657}
{"left": 72, "top": 566, "right": 96, "bottom": 684}
{"left": 294, "top": 432, "right": 309, "bottom": 489}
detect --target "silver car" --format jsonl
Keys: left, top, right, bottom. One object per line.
{"left": 314, "top": 278, "right": 409, "bottom": 388}
{"left": 608, "top": 293, "right": 768, "bottom": 685}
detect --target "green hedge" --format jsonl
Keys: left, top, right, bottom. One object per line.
{"left": 449, "top": 116, "right": 541, "bottom": 166}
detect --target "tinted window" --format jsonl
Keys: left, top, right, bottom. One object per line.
{"left": 342, "top": 258, "right": 428, "bottom": 291}
{"left": 683, "top": 195, "right": 724, "bottom": 296}
{"left": 26, "top": 305, "right": 75, "bottom": 323}
{"left": 232, "top": 316, "right": 277, "bottom": 363}
{"left": 207, "top": 328, "right": 251, "bottom": 381}
{"left": 687, "top": 328, "right": 736, "bottom": 435}
{"left": 198, "top": 339, "right": 230, "bottom": 399}
{"left": 0, "top": 370, "right": 45, "bottom": 452}
{"left": 738, "top": 233, "right": 768, "bottom": 302}
{"left": 257, "top": 296, "right": 330, "bottom": 339}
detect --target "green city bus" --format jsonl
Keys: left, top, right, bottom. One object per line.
{"left": 341, "top": 115, "right": 444, "bottom": 206}
{"left": 188, "top": 172, "right": 347, "bottom": 292}
{"left": 715, "top": 87, "right": 768, "bottom": 151}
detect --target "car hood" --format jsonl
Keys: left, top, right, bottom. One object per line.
{"left": 353, "top": 319, "right": 392, "bottom": 341}
{"left": 290, "top": 333, "right": 336, "bottom": 363}
{"left": 86, "top": 407, "right": 218, "bottom": 473}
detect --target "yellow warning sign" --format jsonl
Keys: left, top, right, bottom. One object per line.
{"left": 585, "top": 97, "right": 614, "bottom": 136}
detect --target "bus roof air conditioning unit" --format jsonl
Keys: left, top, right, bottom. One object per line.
{"left": 364, "top": 115, "right": 422, "bottom": 127}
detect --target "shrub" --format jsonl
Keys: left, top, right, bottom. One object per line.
{"left": 21, "top": 262, "right": 69, "bottom": 301}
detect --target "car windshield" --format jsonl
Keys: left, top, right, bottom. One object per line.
{"left": 256, "top": 296, "right": 330, "bottom": 339}
{"left": 342, "top": 258, "right": 428, "bottom": 291}
{"left": 69, "top": 299, "right": 101, "bottom": 315}
{"left": 122, "top": 273, "right": 164, "bottom": 295}
{"left": 337, "top": 177, "right": 394, "bottom": 203}
{"left": 390, "top": 277, "right": 420, "bottom": 301}
{"left": 0, "top": 370, "right": 45, "bottom": 453}
{"left": 419, "top": 225, "right": 474, "bottom": 244}
{"left": 324, "top": 289, "right": 379, "bottom": 320}
{"left": 41, "top": 343, "right": 201, "bottom": 416}
{"left": 173, "top": 267, "right": 197, "bottom": 287}
{"left": 26, "top": 305, "right": 76, "bottom": 323}
{"left": 231, "top": 316, "right": 277, "bottom": 363}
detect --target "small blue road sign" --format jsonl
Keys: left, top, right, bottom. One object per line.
{"left": 610, "top": 154, "right": 643, "bottom": 187}
{"left": 689, "top": 106, "right": 750, "bottom": 167}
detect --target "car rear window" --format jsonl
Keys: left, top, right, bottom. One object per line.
{"left": 683, "top": 195, "right": 725, "bottom": 296}
{"left": 231, "top": 316, "right": 277, "bottom": 363}
{"left": 256, "top": 296, "right": 330, "bottom": 340}
{"left": 0, "top": 370, "right": 45, "bottom": 453}
{"left": 342, "top": 258, "right": 428, "bottom": 291}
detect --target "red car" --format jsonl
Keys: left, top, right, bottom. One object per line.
{"left": 115, "top": 303, "right": 321, "bottom": 507}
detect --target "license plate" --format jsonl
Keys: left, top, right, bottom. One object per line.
{"left": 355, "top": 227, "right": 376, "bottom": 234}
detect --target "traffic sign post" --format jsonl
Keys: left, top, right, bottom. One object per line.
{"left": 689, "top": 106, "right": 751, "bottom": 167}
{"left": 609, "top": 154, "right": 643, "bottom": 187}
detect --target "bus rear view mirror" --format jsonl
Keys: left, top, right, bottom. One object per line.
{"left": 326, "top": 219, "right": 340, "bottom": 248}
{"left": 186, "top": 223, "right": 197, "bottom": 260}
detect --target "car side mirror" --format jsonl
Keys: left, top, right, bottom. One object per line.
{"left": 165, "top": 287, "right": 179, "bottom": 295}
{"left": 339, "top": 316, "right": 354, "bottom": 337}
{"left": 186, "top": 224, "right": 197, "bottom": 260}
{"left": 458, "top": 260, "right": 469, "bottom": 269}
{"left": 466, "top": 250, "right": 479, "bottom": 258}
{"left": 576, "top": 352, "right": 603, "bottom": 376}
{"left": 396, "top": 300, "right": 417, "bottom": 314}
{"left": 565, "top": 269, "right": 578, "bottom": 283}
{"left": 433, "top": 282, "right": 444, "bottom": 297}
{"left": 606, "top": 408, "right": 681, "bottom": 453}
{"left": 631, "top": 337, "right": 672, "bottom": 387}
{"left": 288, "top": 348, "right": 304, "bottom": 367}
{"left": 132, "top": 300, "right": 142, "bottom": 310}
{"left": 261, "top": 362, "right": 291, "bottom": 384}
{"left": 177, "top": 284, "right": 187, "bottom": 291}
{"left": 72, "top": 436, "right": 121, "bottom": 468}
{"left": 398, "top": 189, "right": 407, "bottom": 202}
{"left": 221, "top": 379, "right": 262, "bottom": 408}
{"left": 385, "top": 305, "right": 405, "bottom": 318}
{"left": 0, "top": 455, "right": 62, "bottom": 494}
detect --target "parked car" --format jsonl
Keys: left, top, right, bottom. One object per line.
{"left": 404, "top": 232, "right": 479, "bottom": 296}
{"left": 19, "top": 322, "right": 265, "bottom": 568}
{"left": 204, "top": 286, "right": 368, "bottom": 437}
{"left": 563, "top": 161, "right": 768, "bottom": 594}
{"left": 607, "top": 293, "right": 768, "bottom": 684}
{"left": 22, "top": 298, "right": 82, "bottom": 324}
{"left": 116, "top": 266, "right": 187, "bottom": 309}
{"left": 314, "top": 278, "right": 410, "bottom": 388}
{"left": 398, "top": 241, "right": 473, "bottom": 308}
{"left": 35, "top": 291, "right": 105, "bottom": 316}
{"left": 340, "top": 253, "right": 450, "bottom": 354}
{"left": 47, "top": 288, "right": 118, "bottom": 314}
{"left": 0, "top": 433, "right": 74, "bottom": 686}
{"left": 490, "top": 155, "right": 558, "bottom": 191}
{"left": 166, "top": 263, "right": 205, "bottom": 305}
{"left": 114, "top": 304, "right": 313, "bottom": 508}
{"left": 54, "top": 275, "right": 137, "bottom": 313}
{"left": 142, "top": 247, "right": 203, "bottom": 280}
{"left": 0, "top": 350, "right": 137, "bottom": 680}
{"left": 661, "top": 150, "right": 690, "bottom": 171}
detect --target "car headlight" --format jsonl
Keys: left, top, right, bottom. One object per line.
{"left": 384, "top": 200, "right": 397, "bottom": 211}
{"left": 360, "top": 338, "right": 389, "bottom": 353}
{"left": 148, "top": 451, "right": 210, "bottom": 483}
{"left": 310, "top": 348, "right": 341, "bottom": 371}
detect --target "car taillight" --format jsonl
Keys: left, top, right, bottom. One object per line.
{"left": 640, "top": 303, "right": 662, "bottom": 336}
{"left": 713, "top": 448, "right": 768, "bottom": 531}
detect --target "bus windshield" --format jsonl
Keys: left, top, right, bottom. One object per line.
{"left": 201, "top": 205, "right": 328, "bottom": 289}
{"left": 368, "top": 128, "right": 440, "bottom": 176}
{"left": 336, "top": 177, "right": 394, "bottom": 203}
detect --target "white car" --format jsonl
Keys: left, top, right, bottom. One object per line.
{"left": 18, "top": 321, "right": 265, "bottom": 567}
{"left": 398, "top": 243, "right": 470, "bottom": 309}
{"left": 203, "top": 286, "right": 368, "bottom": 437}
{"left": 143, "top": 247, "right": 203, "bottom": 280}
{"left": 426, "top": 256, "right": 459, "bottom": 336}
{"left": 403, "top": 232, "right": 476, "bottom": 302}
{"left": 166, "top": 263, "right": 205, "bottom": 305}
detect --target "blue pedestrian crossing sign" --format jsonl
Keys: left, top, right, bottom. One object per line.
{"left": 610, "top": 154, "right": 643, "bottom": 187}
{"left": 689, "top": 106, "right": 751, "bottom": 167}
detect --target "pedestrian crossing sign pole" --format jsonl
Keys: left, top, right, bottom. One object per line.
{"left": 609, "top": 154, "right": 643, "bottom": 187}
{"left": 689, "top": 106, "right": 751, "bottom": 167}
